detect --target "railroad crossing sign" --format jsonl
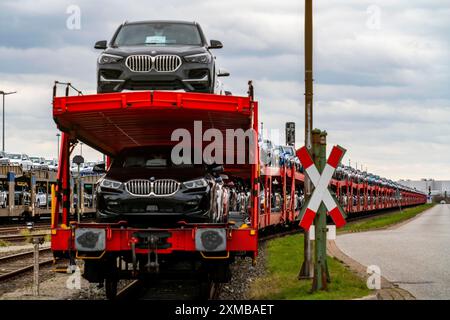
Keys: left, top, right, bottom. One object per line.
{"left": 297, "top": 145, "right": 347, "bottom": 230}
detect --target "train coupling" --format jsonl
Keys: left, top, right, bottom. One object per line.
{"left": 146, "top": 235, "right": 160, "bottom": 273}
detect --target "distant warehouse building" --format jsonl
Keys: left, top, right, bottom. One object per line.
{"left": 397, "top": 179, "right": 450, "bottom": 197}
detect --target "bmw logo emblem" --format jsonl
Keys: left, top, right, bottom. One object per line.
{"left": 150, "top": 177, "right": 155, "bottom": 182}
{"left": 151, "top": 50, "right": 157, "bottom": 55}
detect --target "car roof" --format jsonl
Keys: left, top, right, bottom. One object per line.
{"left": 124, "top": 20, "right": 197, "bottom": 26}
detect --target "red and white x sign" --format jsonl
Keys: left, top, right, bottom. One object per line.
{"left": 297, "top": 145, "right": 347, "bottom": 231}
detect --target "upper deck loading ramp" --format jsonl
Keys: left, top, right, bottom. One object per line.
{"left": 52, "top": 89, "right": 260, "bottom": 229}
{"left": 54, "top": 91, "right": 256, "bottom": 156}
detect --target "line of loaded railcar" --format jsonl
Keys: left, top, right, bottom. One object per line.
{"left": 50, "top": 87, "right": 426, "bottom": 299}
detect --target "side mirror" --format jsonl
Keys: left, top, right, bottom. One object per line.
{"left": 92, "top": 162, "right": 106, "bottom": 173}
{"left": 208, "top": 40, "right": 223, "bottom": 49}
{"left": 94, "top": 40, "right": 108, "bottom": 50}
{"left": 217, "top": 68, "right": 230, "bottom": 77}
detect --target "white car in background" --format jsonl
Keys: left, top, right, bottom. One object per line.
{"left": 30, "top": 156, "right": 44, "bottom": 170}
{"left": 8, "top": 153, "right": 33, "bottom": 171}
{"left": 80, "top": 161, "right": 98, "bottom": 176}
{"left": 71, "top": 162, "right": 80, "bottom": 174}
{"left": 0, "top": 151, "right": 11, "bottom": 166}
{"left": 0, "top": 190, "right": 7, "bottom": 208}
{"left": 35, "top": 190, "right": 48, "bottom": 208}
{"left": 45, "top": 159, "right": 58, "bottom": 172}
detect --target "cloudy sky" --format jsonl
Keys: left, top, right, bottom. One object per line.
{"left": 0, "top": 0, "right": 449, "bottom": 180}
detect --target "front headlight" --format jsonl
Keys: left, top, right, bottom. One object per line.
{"left": 184, "top": 53, "right": 211, "bottom": 64}
{"left": 100, "top": 178, "right": 122, "bottom": 189}
{"left": 183, "top": 178, "right": 208, "bottom": 189}
{"left": 98, "top": 53, "right": 123, "bottom": 64}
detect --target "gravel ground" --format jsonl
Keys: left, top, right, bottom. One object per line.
{"left": 0, "top": 244, "right": 268, "bottom": 300}
{"left": 0, "top": 243, "right": 50, "bottom": 257}
{"left": 0, "top": 264, "right": 58, "bottom": 298}
{"left": 218, "top": 243, "right": 267, "bottom": 300}
{"left": 1, "top": 259, "right": 137, "bottom": 300}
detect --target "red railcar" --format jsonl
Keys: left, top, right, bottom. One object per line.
{"left": 51, "top": 88, "right": 425, "bottom": 299}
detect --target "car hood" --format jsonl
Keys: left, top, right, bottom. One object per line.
{"left": 105, "top": 45, "right": 207, "bottom": 57}
{"left": 105, "top": 167, "right": 208, "bottom": 183}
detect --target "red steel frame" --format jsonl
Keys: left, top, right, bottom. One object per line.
{"left": 51, "top": 90, "right": 427, "bottom": 259}
{"left": 51, "top": 91, "right": 260, "bottom": 258}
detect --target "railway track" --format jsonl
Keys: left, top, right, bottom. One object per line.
{"left": 116, "top": 278, "right": 224, "bottom": 301}
{"left": 0, "top": 233, "right": 50, "bottom": 244}
{"left": 0, "top": 248, "right": 54, "bottom": 281}
{"left": 115, "top": 228, "right": 302, "bottom": 301}
{"left": 0, "top": 207, "right": 406, "bottom": 299}
{"left": 0, "top": 226, "right": 50, "bottom": 236}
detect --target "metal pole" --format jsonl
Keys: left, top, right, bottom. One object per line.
{"left": 299, "top": 0, "right": 314, "bottom": 279}
{"left": 2, "top": 94, "right": 4, "bottom": 152}
{"left": 56, "top": 133, "right": 61, "bottom": 161}
{"left": 312, "top": 129, "right": 329, "bottom": 291}
{"left": 32, "top": 237, "right": 44, "bottom": 296}
{"left": 77, "top": 164, "right": 81, "bottom": 223}
{"left": 0, "top": 91, "right": 17, "bottom": 152}
{"left": 33, "top": 240, "right": 39, "bottom": 296}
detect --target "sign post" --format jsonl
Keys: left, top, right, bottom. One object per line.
{"left": 313, "top": 130, "right": 328, "bottom": 290}
{"left": 299, "top": 0, "right": 315, "bottom": 280}
{"left": 297, "top": 129, "right": 347, "bottom": 291}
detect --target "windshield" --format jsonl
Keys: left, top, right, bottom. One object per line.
{"left": 281, "top": 146, "right": 294, "bottom": 155}
{"left": 9, "top": 154, "right": 21, "bottom": 160}
{"left": 113, "top": 147, "right": 201, "bottom": 169}
{"left": 30, "top": 157, "right": 39, "bottom": 162}
{"left": 113, "top": 23, "right": 203, "bottom": 46}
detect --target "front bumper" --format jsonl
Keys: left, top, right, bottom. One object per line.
{"left": 51, "top": 222, "right": 258, "bottom": 255}
{"left": 96, "top": 188, "right": 211, "bottom": 226}
{"left": 98, "top": 61, "right": 213, "bottom": 93}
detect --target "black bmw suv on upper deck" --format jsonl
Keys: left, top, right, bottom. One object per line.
{"left": 95, "top": 20, "right": 228, "bottom": 94}
{"left": 96, "top": 146, "right": 228, "bottom": 227}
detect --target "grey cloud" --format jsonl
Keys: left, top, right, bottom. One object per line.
{"left": 0, "top": 0, "right": 449, "bottom": 179}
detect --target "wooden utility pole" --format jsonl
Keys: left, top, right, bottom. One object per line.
{"left": 299, "top": 0, "right": 314, "bottom": 279}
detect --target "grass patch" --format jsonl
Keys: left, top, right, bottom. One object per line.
{"left": 20, "top": 229, "right": 51, "bottom": 244}
{"left": 248, "top": 234, "right": 371, "bottom": 300}
{"left": 0, "top": 239, "right": 12, "bottom": 247}
{"left": 340, "top": 203, "right": 435, "bottom": 233}
{"left": 44, "top": 234, "right": 52, "bottom": 243}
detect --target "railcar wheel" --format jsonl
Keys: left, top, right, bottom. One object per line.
{"left": 198, "top": 279, "right": 213, "bottom": 300}
{"left": 105, "top": 278, "right": 118, "bottom": 300}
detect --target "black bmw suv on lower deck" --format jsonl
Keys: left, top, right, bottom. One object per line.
{"left": 95, "top": 20, "right": 227, "bottom": 93}
{"left": 96, "top": 147, "right": 227, "bottom": 227}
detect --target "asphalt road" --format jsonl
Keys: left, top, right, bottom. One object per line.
{"left": 336, "top": 204, "right": 450, "bottom": 299}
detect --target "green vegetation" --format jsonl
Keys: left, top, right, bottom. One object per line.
{"left": 340, "top": 203, "right": 434, "bottom": 233}
{"left": 20, "top": 228, "right": 51, "bottom": 244}
{"left": 0, "top": 239, "right": 12, "bottom": 247}
{"left": 248, "top": 234, "right": 371, "bottom": 300}
{"left": 44, "top": 234, "right": 52, "bottom": 243}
